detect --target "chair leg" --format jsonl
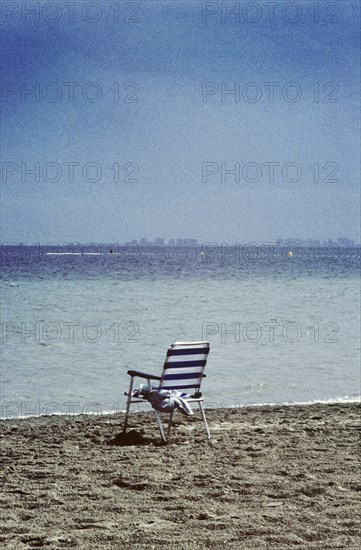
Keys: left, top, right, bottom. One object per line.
{"left": 167, "top": 410, "right": 174, "bottom": 438}
{"left": 198, "top": 401, "right": 211, "bottom": 439}
{"left": 155, "top": 410, "right": 167, "bottom": 442}
{"left": 123, "top": 376, "right": 134, "bottom": 432}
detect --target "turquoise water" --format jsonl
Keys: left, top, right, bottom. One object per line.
{"left": 1, "top": 246, "right": 360, "bottom": 417}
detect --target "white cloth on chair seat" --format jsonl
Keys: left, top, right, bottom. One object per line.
{"left": 148, "top": 389, "right": 194, "bottom": 416}
{"left": 129, "top": 385, "right": 194, "bottom": 416}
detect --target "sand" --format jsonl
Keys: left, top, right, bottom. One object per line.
{"left": 0, "top": 403, "right": 360, "bottom": 549}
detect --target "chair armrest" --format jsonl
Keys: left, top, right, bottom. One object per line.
{"left": 127, "top": 370, "right": 162, "bottom": 381}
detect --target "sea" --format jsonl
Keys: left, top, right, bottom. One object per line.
{"left": 0, "top": 243, "right": 360, "bottom": 419}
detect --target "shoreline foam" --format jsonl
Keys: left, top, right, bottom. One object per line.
{"left": 1, "top": 394, "right": 360, "bottom": 421}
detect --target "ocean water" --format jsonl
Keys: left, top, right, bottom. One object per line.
{"left": 1, "top": 245, "right": 360, "bottom": 418}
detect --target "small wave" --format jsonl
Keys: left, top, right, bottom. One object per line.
{"left": 46, "top": 252, "right": 108, "bottom": 256}
{"left": 0, "top": 408, "right": 125, "bottom": 421}
{"left": 239, "top": 395, "right": 361, "bottom": 408}
{"left": 1, "top": 396, "right": 359, "bottom": 420}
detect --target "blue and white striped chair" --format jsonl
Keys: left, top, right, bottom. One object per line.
{"left": 123, "top": 341, "right": 210, "bottom": 442}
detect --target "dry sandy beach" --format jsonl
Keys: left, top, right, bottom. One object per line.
{"left": 0, "top": 403, "right": 360, "bottom": 549}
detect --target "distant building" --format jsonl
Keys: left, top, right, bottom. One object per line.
{"left": 338, "top": 237, "right": 354, "bottom": 247}
{"left": 139, "top": 238, "right": 148, "bottom": 246}
{"left": 176, "top": 239, "right": 199, "bottom": 247}
{"left": 154, "top": 238, "right": 165, "bottom": 246}
{"left": 168, "top": 239, "right": 175, "bottom": 246}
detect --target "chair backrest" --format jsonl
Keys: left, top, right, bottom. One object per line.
{"left": 159, "top": 341, "right": 210, "bottom": 395}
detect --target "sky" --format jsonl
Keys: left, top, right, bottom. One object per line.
{"left": 1, "top": 0, "right": 360, "bottom": 244}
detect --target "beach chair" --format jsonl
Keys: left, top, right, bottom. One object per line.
{"left": 123, "top": 341, "right": 210, "bottom": 442}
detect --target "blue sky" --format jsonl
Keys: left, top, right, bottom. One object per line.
{"left": 1, "top": 0, "right": 360, "bottom": 243}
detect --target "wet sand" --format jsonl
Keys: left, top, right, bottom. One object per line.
{"left": 0, "top": 403, "right": 360, "bottom": 549}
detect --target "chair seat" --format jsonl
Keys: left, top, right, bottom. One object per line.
{"left": 125, "top": 395, "right": 204, "bottom": 404}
